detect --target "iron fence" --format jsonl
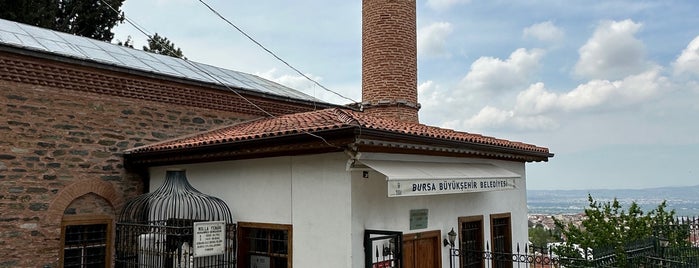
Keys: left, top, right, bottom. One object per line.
{"left": 449, "top": 217, "right": 699, "bottom": 268}
{"left": 449, "top": 238, "right": 699, "bottom": 268}
{"left": 115, "top": 170, "right": 237, "bottom": 268}
{"left": 116, "top": 221, "right": 237, "bottom": 268}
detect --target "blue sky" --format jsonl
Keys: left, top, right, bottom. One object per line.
{"left": 112, "top": 0, "right": 699, "bottom": 190}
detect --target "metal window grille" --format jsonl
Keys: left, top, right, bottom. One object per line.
{"left": 491, "top": 217, "right": 511, "bottom": 268}
{"left": 64, "top": 224, "right": 108, "bottom": 268}
{"left": 460, "top": 221, "right": 483, "bottom": 268}
{"left": 115, "top": 170, "right": 236, "bottom": 268}
{"left": 241, "top": 228, "right": 289, "bottom": 267}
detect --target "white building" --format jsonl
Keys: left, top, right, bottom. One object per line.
{"left": 124, "top": 1, "right": 552, "bottom": 267}
{"left": 125, "top": 108, "right": 551, "bottom": 268}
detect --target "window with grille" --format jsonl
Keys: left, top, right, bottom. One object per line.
{"left": 490, "top": 213, "right": 512, "bottom": 268}
{"left": 238, "top": 222, "right": 292, "bottom": 268}
{"left": 459, "top": 215, "right": 484, "bottom": 268}
{"left": 61, "top": 216, "right": 112, "bottom": 268}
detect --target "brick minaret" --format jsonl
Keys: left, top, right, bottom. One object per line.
{"left": 362, "top": 0, "right": 420, "bottom": 123}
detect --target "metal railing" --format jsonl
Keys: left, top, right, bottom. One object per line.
{"left": 449, "top": 238, "right": 699, "bottom": 268}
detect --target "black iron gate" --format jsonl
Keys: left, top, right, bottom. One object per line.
{"left": 364, "top": 229, "right": 402, "bottom": 268}
{"left": 115, "top": 170, "right": 237, "bottom": 268}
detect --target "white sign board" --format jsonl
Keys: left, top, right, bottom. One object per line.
{"left": 193, "top": 221, "right": 226, "bottom": 257}
{"left": 388, "top": 178, "right": 517, "bottom": 197}
{"left": 250, "top": 255, "right": 271, "bottom": 268}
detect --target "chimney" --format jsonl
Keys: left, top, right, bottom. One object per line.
{"left": 362, "top": 0, "right": 420, "bottom": 123}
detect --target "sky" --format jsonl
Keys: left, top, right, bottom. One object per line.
{"left": 112, "top": 0, "right": 699, "bottom": 190}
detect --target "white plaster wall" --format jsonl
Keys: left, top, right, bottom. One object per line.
{"left": 148, "top": 152, "right": 354, "bottom": 267}
{"left": 290, "top": 153, "right": 353, "bottom": 267}
{"left": 149, "top": 157, "right": 293, "bottom": 224}
{"left": 147, "top": 152, "right": 530, "bottom": 268}
{"left": 350, "top": 154, "right": 528, "bottom": 268}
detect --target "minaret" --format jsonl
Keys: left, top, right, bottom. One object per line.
{"left": 362, "top": 0, "right": 420, "bottom": 123}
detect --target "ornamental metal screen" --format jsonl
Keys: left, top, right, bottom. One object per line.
{"left": 115, "top": 170, "right": 236, "bottom": 268}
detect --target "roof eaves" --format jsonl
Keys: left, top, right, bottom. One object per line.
{"left": 124, "top": 126, "right": 359, "bottom": 168}
{"left": 354, "top": 128, "right": 553, "bottom": 162}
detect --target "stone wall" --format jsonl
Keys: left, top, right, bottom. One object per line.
{"left": 0, "top": 51, "right": 319, "bottom": 267}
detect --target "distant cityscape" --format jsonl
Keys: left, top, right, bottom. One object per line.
{"left": 527, "top": 184, "right": 699, "bottom": 217}
{"left": 528, "top": 185, "right": 699, "bottom": 247}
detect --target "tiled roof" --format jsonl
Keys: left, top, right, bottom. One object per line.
{"left": 127, "top": 108, "right": 550, "bottom": 155}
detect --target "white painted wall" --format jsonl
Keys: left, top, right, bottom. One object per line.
{"left": 289, "top": 153, "right": 353, "bottom": 268}
{"left": 149, "top": 157, "right": 294, "bottom": 224}
{"left": 350, "top": 153, "right": 528, "bottom": 268}
{"left": 147, "top": 152, "right": 529, "bottom": 268}
{"left": 148, "top": 153, "right": 354, "bottom": 267}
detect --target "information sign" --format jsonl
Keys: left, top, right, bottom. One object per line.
{"left": 193, "top": 221, "right": 226, "bottom": 257}
{"left": 410, "top": 209, "right": 428, "bottom": 230}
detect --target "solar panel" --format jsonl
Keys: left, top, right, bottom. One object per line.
{"left": 0, "top": 31, "right": 22, "bottom": 45}
{"left": 0, "top": 18, "right": 321, "bottom": 103}
{"left": 12, "top": 33, "right": 45, "bottom": 50}
{"left": 79, "top": 47, "right": 122, "bottom": 65}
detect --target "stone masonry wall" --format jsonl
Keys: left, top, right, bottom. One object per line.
{"left": 0, "top": 51, "right": 317, "bottom": 267}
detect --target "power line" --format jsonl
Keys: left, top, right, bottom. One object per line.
{"left": 98, "top": 0, "right": 343, "bottom": 149}
{"left": 196, "top": 0, "right": 359, "bottom": 105}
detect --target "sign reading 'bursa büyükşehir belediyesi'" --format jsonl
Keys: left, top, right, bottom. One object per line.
{"left": 388, "top": 178, "right": 517, "bottom": 197}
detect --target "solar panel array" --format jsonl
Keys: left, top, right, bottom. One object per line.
{"left": 0, "top": 18, "right": 320, "bottom": 102}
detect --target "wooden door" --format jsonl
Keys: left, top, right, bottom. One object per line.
{"left": 402, "top": 230, "right": 441, "bottom": 268}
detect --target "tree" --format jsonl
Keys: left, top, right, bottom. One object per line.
{"left": 143, "top": 33, "right": 186, "bottom": 59}
{"left": 0, "top": 0, "right": 58, "bottom": 29}
{"left": 116, "top": 35, "right": 134, "bottom": 48}
{"left": 529, "top": 223, "right": 562, "bottom": 247}
{"left": 0, "top": 0, "right": 125, "bottom": 41}
{"left": 554, "top": 195, "right": 688, "bottom": 265}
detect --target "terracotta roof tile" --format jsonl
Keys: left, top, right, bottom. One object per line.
{"left": 127, "top": 108, "right": 550, "bottom": 155}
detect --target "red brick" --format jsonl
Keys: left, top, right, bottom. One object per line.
{"left": 362, "top": 0, "right": 420, "bottom": 122}
{"left": 0, "top": 50, "right": 321, "bottom": 266}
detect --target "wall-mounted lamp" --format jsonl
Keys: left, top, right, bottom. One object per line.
{"left": 443, "top": 227, "right": 457, "bottom": 247}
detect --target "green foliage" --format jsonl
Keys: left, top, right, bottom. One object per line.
{"left": 528, "top": 223, "right": 563, "bottom": 247}
{"left": 143, "top": 33, "right": 185, "bottom": 59}
{"left": 0, "top": 0, "right": 59, "bottom": 29}
{"left": 0, "top": 0, "right": 125, "bottom": 41}
{"left": 116, "top": 35, "right": 134, "bottom": 48}
{"left": 554, "top": 194, "right": 687, "bottom": 266}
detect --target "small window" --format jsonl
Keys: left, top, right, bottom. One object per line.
{"left": 238, "top": 222, "right": 292, "bottom": 268}
{"left": 61, "top": 216, "right": 112, "bottom": 268}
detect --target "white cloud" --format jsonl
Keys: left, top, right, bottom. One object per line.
{"left": 418, "top": 80, "right": 455, "bottom": 124}
{"left": 462, "top": 106, "right": 558, "bottom": 131}
{"left": 673, "top": 35, "right": 699, "bottom": 77}
{"left": 256, "top": 68, "right": 321, "bottom": 91}
{"left": 426, "top": 0, "right": 471, "bottom": 11}
{"left": 515, "top": 67, "right": 668, "bottom": 115}
{"left": 447, "top": 67, "right": 670, "bottom": 132}
{"left": 574, "top": 19, "right": 651, "bottom": 80}
{"left": 418, "top": 22, "right": 453, "bottom": 59}
{"left": 523, "top": 21, "right": 564, "bottom": 43}
{"left": 459, "top": 48, "right": 545, "bottom": 93}
{"left": 255, "top": 68, "right": 349, "bottom": 103}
